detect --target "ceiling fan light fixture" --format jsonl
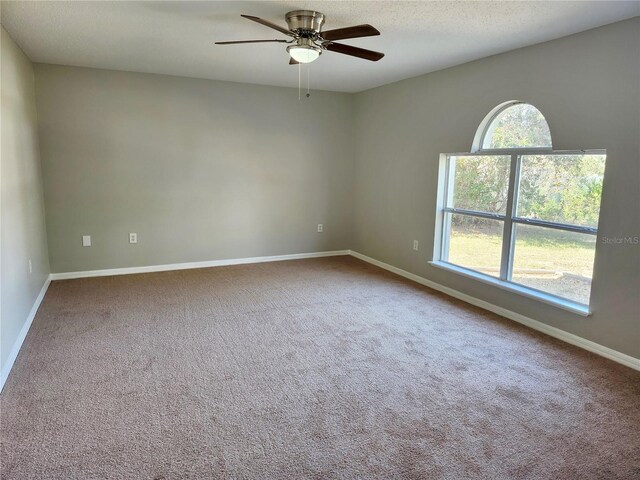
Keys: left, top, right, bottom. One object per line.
{"left": 287, "top": 44, "right": 321, "bottom": 63}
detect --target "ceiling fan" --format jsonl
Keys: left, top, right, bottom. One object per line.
{"left": 216, "top": 10, "right": 384, "bottom": 64}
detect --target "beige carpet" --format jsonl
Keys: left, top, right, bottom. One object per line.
{"left": 1, "top": 256, "right": 639, "bottom": 479}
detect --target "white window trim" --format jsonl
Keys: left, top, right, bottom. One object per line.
{"left": 432, "top": 148, "right": 606, "bottom": 316}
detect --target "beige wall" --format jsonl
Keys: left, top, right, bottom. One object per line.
{"left": 352, "top": 18, "right": 640, "bottom": 358}
{"left": 34, "top": 65, "right": 354, "bottom": 273}
{"left": 1, "top": 27, "right": 50, "bottom": 373}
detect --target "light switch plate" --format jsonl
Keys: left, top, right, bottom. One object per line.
{"left": 82, "top": 235, "right": 91, "bottom": 247}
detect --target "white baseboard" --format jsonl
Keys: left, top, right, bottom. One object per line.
{"left": 0, "top": 277, "right": 51, "bottom": 392}
{"left": 50, "top": 250, "right": 350, "bottom": 280}
{"left": 349, "top": 250, "right": 640, "bottom": 371}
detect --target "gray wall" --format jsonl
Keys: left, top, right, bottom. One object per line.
{"left": 352, "top": 18, "right": 640, "bottom": 358}
{"left": 26, "top": 18, "right": 640, "bottom": 360}
{"left": 34, "top": 65, "right": 354, "bottom": 273}
{"left": 1, "top": 27, "right": 50, "bottom": 372}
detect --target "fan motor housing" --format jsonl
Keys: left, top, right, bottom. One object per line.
{"left": 286, "top": 10, "right": 325, "bottom": 37}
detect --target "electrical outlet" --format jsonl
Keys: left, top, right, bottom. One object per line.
{"left": 129, "top": 233, "right": 138, "bottom": 244}
{"left": 29, "top": 258, "right": 32, "bottom": 274}
{"left": 317, "top": 224, "right": 324, "bottom": 233}
{"left": 82, "top": 235, "right": 91, "bottom": 247}
{"left": 413, "top": 240, "right": 419, "bottom": 251}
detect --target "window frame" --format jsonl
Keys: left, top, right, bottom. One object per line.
{"left": 432, "top": 148, "right": 606, "bottom": 316}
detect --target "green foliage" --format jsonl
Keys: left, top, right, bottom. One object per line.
{"left": 485, "top": 104, "right": 552, "bottom": 149}
{"left": 450, "top": 153, "right": 604, "bottom": 228}
{"left": 518, "top": 155, "right": 605, "bottom": 227}
{"left": 452, "top": 156, "right": 510, "bottom": 217}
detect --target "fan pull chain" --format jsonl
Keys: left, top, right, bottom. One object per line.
{"left": 306, "top": 64, "right": 310, "bottom": 98}
{"left": 298, "top": 62, "right": 301, "bottom": 101}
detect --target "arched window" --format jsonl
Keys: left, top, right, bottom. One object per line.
{"left": 433, "top": 102, "right": 606, "bottom": 314}
{"left": 473, "top": 101, "right": 552, "bottom": 151}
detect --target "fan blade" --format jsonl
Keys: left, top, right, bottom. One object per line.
{"left": 241, "top": 14, "right": 293, "bottom": 36}
{"left": 321, "top": 24, "right": 380, "bottom": 41}
{"left": 325, "top": 42, "right": 384, "bottom": 61}
{"left": 216, "top": 39, "right": 289, "bottom": 45}
{"left": 289, "top": 57, "right": 299, "bottom": 65}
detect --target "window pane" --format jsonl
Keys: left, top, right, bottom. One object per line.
{"left": 450, "top": 155, "right": 511, "bottom": 214}
{"left": 517, "top": 154, "right": 606, "bottom": 228}
{"left": 446, "top": 214, "right": 504, "bottom": 277}
{"left": 511, "top": 224, "right": 596, "bottom": 304}
{"left": 483, "top": 103, "right": 552, "bottom": 149}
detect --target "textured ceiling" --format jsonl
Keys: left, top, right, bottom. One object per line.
{"left": 1, "top": 1, "right": 639, "bottom": 93}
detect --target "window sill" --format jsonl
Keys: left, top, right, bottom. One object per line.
{"left": 429, "top": 261, "right": 591, "bottom": 317}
